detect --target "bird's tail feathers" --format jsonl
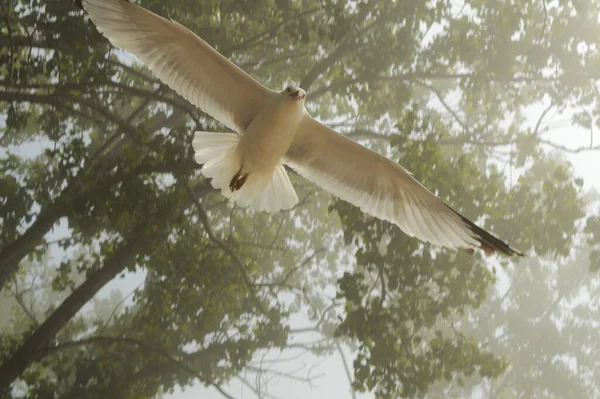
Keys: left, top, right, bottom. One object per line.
{"left": 192, "top": 131, "right": 299, "bottom": 212}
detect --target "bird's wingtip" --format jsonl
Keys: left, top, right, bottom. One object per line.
{"left": 448, "top": 207, "right": 524, "bottom": 257}
{"left": 462, "top": 243, "right": 524, "bottom": 257}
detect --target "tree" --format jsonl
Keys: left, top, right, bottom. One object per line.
{"left": 424, "top": 232, "right": 600, "bottom": 398}
{"left": 0, "top": 0, "right": 597, "bottom": 398}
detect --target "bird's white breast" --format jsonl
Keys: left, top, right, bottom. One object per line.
{"left": 237, "top": 95, "right": 306, "bottom": 173}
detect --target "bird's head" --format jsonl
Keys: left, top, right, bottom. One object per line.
{"left": 282, "top": 85, "right": 306, "bottom": 102}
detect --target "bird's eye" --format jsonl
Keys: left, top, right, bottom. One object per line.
{"left": 286, "top": 87, "right": 291, "bottom": 93}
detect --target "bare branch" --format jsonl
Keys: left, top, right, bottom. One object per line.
{"left": 223, "top": 6, "right": 324, "bottom": 56}
{"left": 185, "top": 184, "right": 274, "bottom": 322}
{"left": 414, "top": 79, "right": 471, "bottom": 135}
{"left": 254, "top": 248, "right": 324, "bottom": 288}
{"left": 299, "top": 2, "right": 376, "bottom": 90}
{"left": 335, "top": 341, "right": 357, "bottom": 399}
{"left": 11, "top": 288, "right": 38, "bottom": 326}
{"left": 307, "top": 72, "right": 559, "bottom": 103}
{"left": 539, "top": 139, "right": 600, "bottom": 153}
{"left": 247, "top": 365, "right": 325, "bottom": 386}
{"left": 532, "top": 103, "right": 555, "bottom": 137}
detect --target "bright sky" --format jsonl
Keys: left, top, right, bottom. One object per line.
{"left": 13, "top": 80, "right": 594, "bottom": 399}
{"left": 7, "top": 3, "right": 600, "bottom": 396}
{"left": 5, "top": 85, "right": 595, "bottom": 399}
{"left": 161, "top": 113, "right": 600, "bottom": 399}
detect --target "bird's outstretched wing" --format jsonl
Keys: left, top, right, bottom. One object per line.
{"left": 82, "top": 0, "right": 273, "bottom": 132}
{"left": 284, "top": 117, "right": 523, "bottom": 256}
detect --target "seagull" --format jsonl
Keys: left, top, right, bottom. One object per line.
{"left": 82, "top": 0, "right": 523, "bottom": 256}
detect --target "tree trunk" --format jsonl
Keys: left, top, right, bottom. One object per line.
{"left": 0, "top": 234, "right": 149, "bottom": 391}
{"left": 0, "top": 183, "right": 209, "bottom": 391}
{"left": 0, "top": 105, "right": 186, "bottom": 291}
{"left": 0, "top": 202, "right": 68, "bottom": 289}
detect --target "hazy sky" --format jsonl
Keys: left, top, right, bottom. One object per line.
{"left": 66, "top": 99, "right": 599, "bottom": 399}
{"left": 9, "top": 105, "right": 592, "bottom": 399}
{"left": 12, "top": 36, "right": 598, "bottom": 399}
{"left": 4, "top": 2, "right": 600, "bottom": 398}
{"left": 166, "top": 106, "right": 600, "bottom": 399}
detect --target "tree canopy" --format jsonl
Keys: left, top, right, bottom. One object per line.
{"left": 1, "top": 0, "right": 599, "bottom": 398}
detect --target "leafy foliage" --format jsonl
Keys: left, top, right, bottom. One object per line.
{"left": 0, "top": 0, "right": 598, "bottom": 398}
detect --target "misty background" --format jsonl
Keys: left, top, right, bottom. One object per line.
{"left": 1, "top": 0, "right": 600, "bottom": 398}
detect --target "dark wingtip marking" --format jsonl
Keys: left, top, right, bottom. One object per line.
{"left": 446, "top": 205, "right": 524, "bottom": 257}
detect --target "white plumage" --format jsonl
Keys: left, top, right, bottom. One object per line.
{"left": 193, "top": 131, "right": 298, "bottom": 212}
{"left": 82, "top": 0, "right": 523, "bottom": 256}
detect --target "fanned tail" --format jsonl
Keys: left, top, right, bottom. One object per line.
{"left": 192, "top": 131, "right": 299, "bottom": 212}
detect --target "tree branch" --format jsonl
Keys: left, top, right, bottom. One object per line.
{"left": 0, "top": 91, "right": 189, "bottom": 291}
{"left": 41, "top": 336, "right": 237, "bottom": 399}
{"left": 185, "top": 184, "right": 274, "bottom": 322}
{"left": 0, "top": 81, "right": 191, "bottom": 111}
{"left": 335, "top": 341, "right": 357, "bottom": 399}
{"left": 0, "top": 233, "right": 151, "bottom": 390}
{"left": 222, "top": 6, "right": 324, "bottom": 56}
{"left": 307, "top": 72, "right": 561, "bottom": 103}
{"left": 12, "top": 289, "right": 38, "bottom": 327}
{"left": 0, "top": 183, "right": 210, "bottom": 390}
{"left": 254, "top": 248, "right": 324, "bottom": 288}
{"left": 299, "top": 2, "right": 376, "bottom": 90}
{"left": 414, "top": 79, "right": 472, "bottom": 135}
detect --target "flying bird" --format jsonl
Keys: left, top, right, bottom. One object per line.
{"left": 82, "top": 0, "right": 523, "bottom": 256}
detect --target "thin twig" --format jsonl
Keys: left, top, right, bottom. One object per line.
{"left": 334, "top": 341, "right": 357, "bottom": 399}
{"left": 185, "top": 183, "right": 273, "bottom": 322}
{"left": 12, "top": 289, "right": 38, "bottom": 326}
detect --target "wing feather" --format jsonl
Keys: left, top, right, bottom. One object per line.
{"left": 83, "top": 0, "right": 273, "bottom": 132}
{"left": 284, "top": 116, "right": 523, "bottom": 256}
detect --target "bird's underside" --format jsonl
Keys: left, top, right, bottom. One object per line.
{"left": 82, "top": 0, "right": 524, "bottom": 257}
